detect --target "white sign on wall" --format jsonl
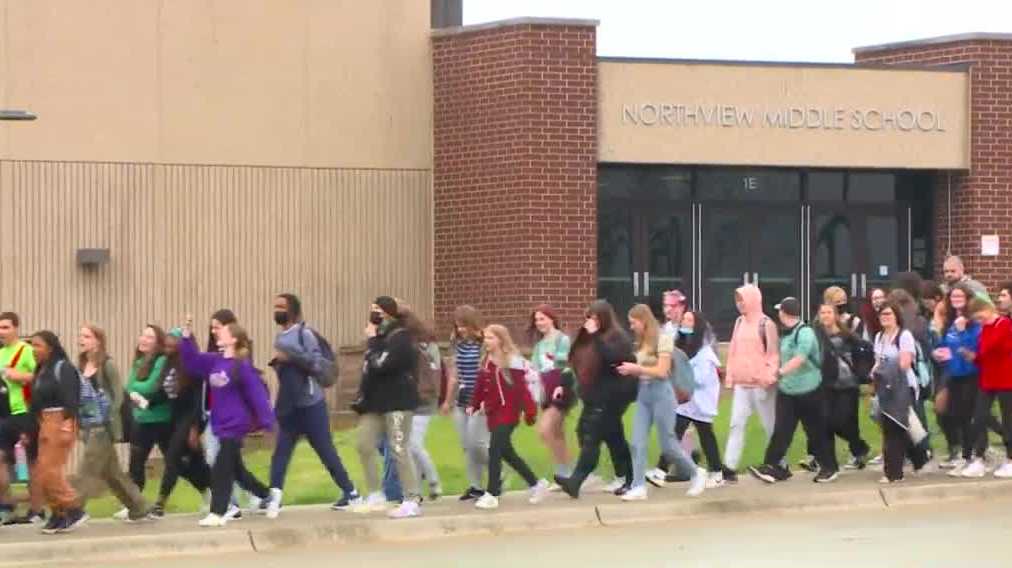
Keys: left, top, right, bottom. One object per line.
{"left": 982, "top": 235, "right": 1000, "bottom": 257}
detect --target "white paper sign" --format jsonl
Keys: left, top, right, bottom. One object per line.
{"left": 982, "top": 234, "right": 1000, "bottom": 257}
{"left": 879, "top": 265, "right": 889, "bottom": 277}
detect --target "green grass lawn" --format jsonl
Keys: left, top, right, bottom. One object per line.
{"left": 73, "top": 390, "right": 961, "bottom": 518}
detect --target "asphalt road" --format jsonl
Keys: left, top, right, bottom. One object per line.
{"left": 82, "top": 496, "right": 1012, "bottom": 568}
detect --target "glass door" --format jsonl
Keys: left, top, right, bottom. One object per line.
{"left": 857, "top": 207, "right": 908, "bottom": 298}
{"left": 752, "top": 206, "right": 802, "bottom": 318}
{"left": 811, "top": 206, "right": 859, "bottom": 310}
{"left": 642, "top": 209, "right": 692, "bottom": 321}
{"left": 597, "top": 201, "right": 638, "bottom": 321}
{"left": 701, "top": 206, "right": 754, "bottom": 338}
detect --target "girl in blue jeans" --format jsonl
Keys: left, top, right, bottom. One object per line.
{"left": 617, "top": 304, "right": 706, "bottom": 501}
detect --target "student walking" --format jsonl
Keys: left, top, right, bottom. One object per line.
{"left": 408, "top": 311, "right": 443, "bottom": 501}
{"left": 202, "top": 309, "right": 242, "bottom": 514}
{"left": 749, "top": 298, "right": 839, "bottom": 484}
{"left": 554, "top": 300, "right": 636, "bottom": 498}
{"left": 73, "top": 324, "right": 152, "bottom": 522}
{"left": 529, "top": 305, "right": 575, "bottom": 480}
{"left": 440, "top": 305, "right": 489, "bottom": 502}
{"left": 267, "top": 294, "right": 360, "bottom": 517}
{"left": 619, "top": 305, "right": 706, "bottom": 501}
{"left": 813, "top": 304, "right": 871, "bottom": 471}
{"left": 673, "top": 311, "right": 728, "bottom": 487}
{"left": 29, "top": 331, "right": 88, "bottom": 534}
{"left": 468, "top": 325, "right": 549, "bottom": 509}
{"left": 178, "top": 319, "right": 276, "bottom": 527}
{"left": 723, "top": 285, "right": 780, "bottom": 481}
{"left": 872, "top": 301, "right": 931, "bottom": 483}
{"left": 932, "top": 284, "right": 982, "bottom": 475}
{"left": 0, "top": 312, "right": 43, "bottom": 524}
{"left": 352, "top": 297, "right": 423, "bottom": 519}
{"left": 963, "top": 298, "right": 1012, "bottom": 479}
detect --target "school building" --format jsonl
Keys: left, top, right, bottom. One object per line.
{"left": 0, "top": 1, "right": 1009, "bottom": 382}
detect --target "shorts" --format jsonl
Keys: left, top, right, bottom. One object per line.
{"left": 0, "top": 413, "right": 38, "bottom": 463}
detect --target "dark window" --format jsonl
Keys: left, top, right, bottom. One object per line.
{"left": 598, "top": 165, "right": 691, "bottom": 201}
{"left": 697, "top": 169, "right": 800, "bottom": 201}
{"left": 807, "top": 172, "right": 845, "bottom": 201}
{"left": 848, "top": 173, "right": 895, "bottom": 202}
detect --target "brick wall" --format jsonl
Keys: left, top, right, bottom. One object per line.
{"left": 432, "top": 20, "right": 598, "bottom": 339}
{"left": 857, "top": 40, "right": 1012, "bottom": 289}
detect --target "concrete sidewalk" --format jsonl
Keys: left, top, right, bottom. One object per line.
{"left": 3, "top": 470, "right": 1010, "bottom": 567}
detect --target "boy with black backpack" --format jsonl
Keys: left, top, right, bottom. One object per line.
{"left": 266, "top": 294, "right": 360, "bottom": 518}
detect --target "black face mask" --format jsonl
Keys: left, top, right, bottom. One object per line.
{"left": 369, "top": 311, "right": 384, "bottom": 326}
{"left": 273, "top": 311, "right": 290, "bottom": 326}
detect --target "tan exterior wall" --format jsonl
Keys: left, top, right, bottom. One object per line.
{"left": 0, "top": 0, "right": 432, "bottom": 169}
{"left": 0, "top": 161, "right": 432, "bottom": 400}
{"left": 598, "top": 60, "right": 970, "bottom": 169}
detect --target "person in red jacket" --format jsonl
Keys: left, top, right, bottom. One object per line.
{"left": 967, "top": 297, "right": 1012, "bottom": 478}
{"left": 467, "top": 324, "right": 550, "bottom": 510}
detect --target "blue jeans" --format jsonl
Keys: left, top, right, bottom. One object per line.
{"left": 269, "top": 401, "right": 355, "bottom": 496}
{"left": 631, "top": 379, "right": 697, "bottom": 489}
{"left": 379, "top": 437, "right": 403, "bottom": 501}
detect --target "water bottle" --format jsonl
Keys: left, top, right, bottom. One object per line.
{"left": 13, "top": 441, "right": 28, "bottom": 482}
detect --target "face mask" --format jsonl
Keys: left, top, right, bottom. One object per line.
{"left": 369, "top": 311, "right": 384, "bottom": 326}
{"left": 273, "top": 311, "right": 290, "bottom": 326}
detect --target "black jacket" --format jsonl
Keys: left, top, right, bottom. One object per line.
{"left": 359, "top": 322, "right": 419, "bottom": 414}
{"left": 31, "top": 358, "right": 81, "bottom": 419}
{"left": 579, "top": 333, "right": 636, "bottom": 407}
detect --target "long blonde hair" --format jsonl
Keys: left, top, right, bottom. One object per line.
{"left": 628, "top": 304, "right": 661, "bottom": 359}
{"left": 481, "top": 324, "right": 520, "bottom": 382}
{"left": 226, "top": 323, "right": 253, "bottom": 361}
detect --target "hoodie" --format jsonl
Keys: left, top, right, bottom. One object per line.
{"left": 725, "top": 285, "right": 780, "bottom": 388}
{"left": 469, "top": 354, "right": 537, "bottom": 430}
{"left": 977, "top": 316, "right": 1012, "bottom": 392}
{"left": 178, "top": 337, "right": 274, "bottom": 440}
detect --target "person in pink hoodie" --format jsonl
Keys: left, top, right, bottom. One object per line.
{"left": 722, "top": 285, "right": 780, "bottom": 481}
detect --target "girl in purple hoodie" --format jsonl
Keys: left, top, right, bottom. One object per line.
{"left": 178, "top": 318, "right": 276, "bottom": 527}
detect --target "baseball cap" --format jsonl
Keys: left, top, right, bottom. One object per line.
{"left": 775, "top": 297, "right": 801, "bottom": 317}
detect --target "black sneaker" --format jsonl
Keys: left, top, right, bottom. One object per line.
{"left": 149, "top": 504, "right": 166, "bottom": 519}
{"left": 553, "top": 475, "right": 580, "bottom": 499}
{"left": 613, "top": 482, "right": 632, "bottom": 496}
{"left": 3, "top": 510, "right": 45, "bottom": 525}
{"left": 60, "top": 509, "right": 89, "bottom": 533}
{"left": 721, "top": 466, "right": 739, "bottom": 484}
{"left": 459, "top": 487, "right": 484, "bottom": 501}
{"left": 798, "top": 456, "right": 819, "bottom": 473}
{"left": 40, "top": 515, "right": 64, "bottom": 535}
{"left": 814, "top": 469, "right": 840, "bottom": 483}
{"left": 331, "top": 490, "right": 361, "bottom": 511}
{"left": 749, "top": 464, "right": 791, "bottom": 484}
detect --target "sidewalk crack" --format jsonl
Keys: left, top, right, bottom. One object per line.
{"left": 878, "top": 488, "right": 890, "bottom": 508}
{"left": 248, "top": 529, "right": 259, "bottom": 553}
{"left": 594, "top": 505, "right": 606, "bottom": 527}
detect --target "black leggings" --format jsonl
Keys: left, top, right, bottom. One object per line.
{"left": 571, "top": 402, "right": 632, "bottom": 488}
{"left": 487, "top": 423, "right": 537, "bottom": 496}
{"left": 674, "top": 415, "right": 722, "bottom": 473}
{"left": 159, "top": 415, "right": 211, "bottom": 502}
{"left": 130, "top": 421, "right": 209, "bottom": 497}
{"left": 210, "top": 438, "right": 268, "bottom": 516}
{"left": 939, "top": 377, "right": 978, "bottom": 460}
{"left": 882, "top": 415, "right": 930, "bottom": 481}
{"left": 971, "top": 390, "right": 1012, "bottom": 459}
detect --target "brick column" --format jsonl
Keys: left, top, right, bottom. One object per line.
{"left": 856, "top": 36, "right": 1012, "bottom": 289}
{"left": 432, "top": 18, "right": 598, "bottom": 338}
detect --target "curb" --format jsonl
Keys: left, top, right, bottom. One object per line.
{"left": 0, "top": 528, "right": 251, "bottom": 567}
{"left": 879, "top": 480, "right": 1001, "bottom": 507}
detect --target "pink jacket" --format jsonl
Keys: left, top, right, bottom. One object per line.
{"left": 725, "top": 285, "right": 780, "bottom": 388}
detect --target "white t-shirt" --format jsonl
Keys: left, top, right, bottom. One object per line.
{"left": 874, "top": 329, "right": 918, "bottom": 388}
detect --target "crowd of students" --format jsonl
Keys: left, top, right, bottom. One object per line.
{"left": 0, "top": 254, "right": 1010, "bottom": 533}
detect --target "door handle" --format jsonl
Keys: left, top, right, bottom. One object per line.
{"left": 743, "top": 272, "right": 749, "bottom": 285}
{"left": 753, "top": 273, "right": 760, "bottom": 286}
{"left": 644, "top": 272, "right": 650, "bottom": 297}
{"left": 851, "top": 273, "right": 858, "bottom": 299}
{"left": 633, "top": 272, "right": 640, "bottom": 297}
{"left": 860, "top": 273, "right": 867, "bottom": 298}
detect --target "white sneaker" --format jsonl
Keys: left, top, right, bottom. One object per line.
{"left": 705, "top": 471, "right": 725, "bottom": 489}
{"left": 265, "top": 488, "right": 282, "bottom": 519}
{"left": 224, "top": 504, "right": 242, "bottom": 521}
{"left": 993, "top": 462, "right": 1012, "bottom": 479}
{"left": 602, "top": 478, "right": 626, "bottom": 494}
{"left": 387, "top": 500, "right": 421, "bottom": 519}
{"left": 914, "top": 460, "right": 939, "bottom": 476}
{"left": 112, "top": 508, "right": 130, "bottom": 521}
{"left": 248, "top": 494, "right": 264, "bottom": 513}
{"left": 645, "top": 468, "right": 667, "bottom": 488}
{"left": 947, "top": 463, "right": 966, "bottom": 477}
{"left": 620, "top": 485, "right": 648, "bottom": 502}
{"left": 961, "top": 458, "right": 988, "bottom": 478}
{"left": 686, "top": 467, "right": 707, "bottom": 497}
{"left": 940, "top": 456, "right": 966, "bottom": 470}
{"left": 200, "top": 490, "right": 212, "bottom": 514}
{"left": 582, "top": 474, "right": 604, "bottom": 493}
{"left": 868, "top": 454, "right": 883, "bottom": 466}
{"left": 351, "top": 492, "right": 388, "bottom": 514}
{"left": 528, "top": 479, "right": 551, "bottom": 504}
{"left": 475, "top": 493, "right": 500, "bottom": 510}
{"left": 198, "top": 513, "right": 227, "bottom": 528}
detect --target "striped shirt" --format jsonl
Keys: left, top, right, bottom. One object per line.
{"left": 454, "top": 340, "right": 482, "bottom": 407}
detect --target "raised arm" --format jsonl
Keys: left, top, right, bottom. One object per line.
{"left": 178, "top": 336, "right": 218, "bottom": 378}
